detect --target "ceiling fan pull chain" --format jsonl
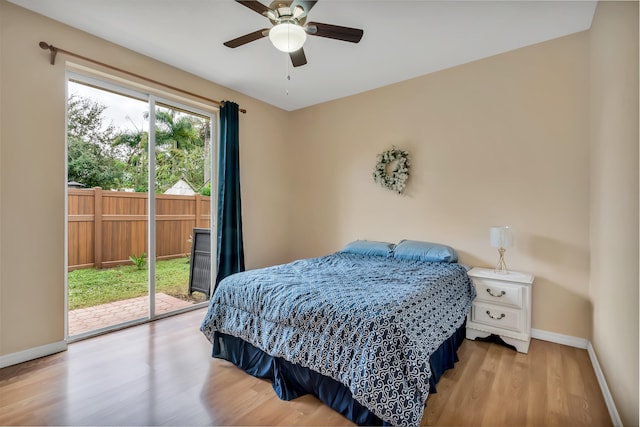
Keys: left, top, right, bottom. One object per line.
{"left": 285, "top": 27, "right": 291, "bottom": 96}
{"left": 286, "top": 55, "right": 290, "bottom": 96}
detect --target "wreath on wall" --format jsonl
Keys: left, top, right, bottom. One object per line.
{"left": 372, "top": 147, "right": 410, "bottom": 194}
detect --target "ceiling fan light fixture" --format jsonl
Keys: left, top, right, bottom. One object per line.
{"left": 269, "top": 22, "right": 307, "bottom": 52}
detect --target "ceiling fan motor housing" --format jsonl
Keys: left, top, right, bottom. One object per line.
{"left": 265, "top": 2, "right": 307, "bottom": 26}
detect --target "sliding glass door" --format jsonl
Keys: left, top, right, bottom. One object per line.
{"left": 66, "top": 74, "right": 215, "bottom": 339}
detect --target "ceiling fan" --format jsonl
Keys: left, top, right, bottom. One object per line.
{"left": 224, "top": 0, "right": 364, "bottom": 67}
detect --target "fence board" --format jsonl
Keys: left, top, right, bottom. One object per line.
{"left": 67, "top": 188, "right": 211, "bottom": 271}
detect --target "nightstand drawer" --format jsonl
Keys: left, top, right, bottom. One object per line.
{"left": 473, "top": 279, "right": 523, "bottom": 308}
{"left": 471, "top": 302, "right": 523, "bottom": 333}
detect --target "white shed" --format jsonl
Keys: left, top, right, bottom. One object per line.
{"left": 164, "top": 178, "right": 196, "bottom": 195}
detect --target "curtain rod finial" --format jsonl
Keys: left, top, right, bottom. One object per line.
{"left": 38, "top": 41, "right": 58, "bottom": 65}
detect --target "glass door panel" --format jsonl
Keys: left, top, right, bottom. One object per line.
{"left": 153, "top": 103, "right": 214, "bottom": 315}
{"left": 67, "top": 79, "right": 150, "bottom": 337}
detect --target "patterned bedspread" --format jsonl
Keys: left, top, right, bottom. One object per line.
{"left": 200, "top": 252, "right": 475, "bottom": 426}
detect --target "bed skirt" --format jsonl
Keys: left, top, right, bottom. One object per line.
{"left": 210, "top": 322, "right": 466, "bottom": 425}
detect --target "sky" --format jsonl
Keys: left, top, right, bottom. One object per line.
{"left": 68, "top": 80, "right": 150, "bottom": 133}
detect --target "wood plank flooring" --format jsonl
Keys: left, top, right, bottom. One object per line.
{"left": 0, "top": 308, "right": 612, "bottom": 426}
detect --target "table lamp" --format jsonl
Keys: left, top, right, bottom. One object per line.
{"left": 490, "top": 226, "right": 513, "bottom": 274}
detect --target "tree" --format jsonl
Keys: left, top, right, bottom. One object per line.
{"left": 113, "top": 130, "right": 148, "bottom": 191}
{"left": 68, "top": 136, "right": 125, "bottom": 189}
{"left": 154, "top": 108, "right": 207, "bottom": 192}
{"left": 67, "top": 95, "right": 125, "bottom": 189}
{"left": 155, "top": 109, "right": 202, "bottom": 151}
{"left": 116, "top": 107, "right": 209, "bottom": 193}
{"left": 68, "top": 95, "right": 119, "bottom": 148}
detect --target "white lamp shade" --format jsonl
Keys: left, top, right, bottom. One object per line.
{"left": 269, "top": 23, "right": 307, "bottom": 53}
{"left": 490, "top": 226, "right": 513, "bottom": 248}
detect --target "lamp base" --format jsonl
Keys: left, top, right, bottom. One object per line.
{"left": 494, "top": 247, "right": 509, "bottom": 274}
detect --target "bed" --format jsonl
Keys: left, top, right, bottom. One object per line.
{"left": 200, "top": 240, "right": 476, "bottom": 426}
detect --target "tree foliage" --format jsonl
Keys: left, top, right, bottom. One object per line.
{"left": 67, "top": 94, "right": 125, "bottom": 189}
{"left": 153, "top": 108, "right": 207, "bottom": 192}
{"left": 113, "top": 129, "right": 148, "bottom": 192}
{"left": 68, "top": 94, "right": 210, "bottom": 193}
{"left": 155, "top": 109, "right": 202, "bottom": 150}
{"left": 67, "top": 136, "right": 126, "bottom": 189}
{"left": 68, "top": 94, "right": 118, "bottom": 147}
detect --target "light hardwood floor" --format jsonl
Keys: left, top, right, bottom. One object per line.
{"left": 0, "top": 308, "right": 612, "bottom": 426}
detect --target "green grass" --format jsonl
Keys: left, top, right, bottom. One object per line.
{"left": 68, "top": 257, "right": 207, "bottom": 310}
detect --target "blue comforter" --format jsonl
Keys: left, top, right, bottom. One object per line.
{"left": 200, "top": 252, "right": 475, "bottom": 426}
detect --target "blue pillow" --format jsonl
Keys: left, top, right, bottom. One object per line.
{"left": 393, "top": 239, "right": 458, "bottom": 263}
{"left": 340, "top": 240, "right": 395, "bottom": 257}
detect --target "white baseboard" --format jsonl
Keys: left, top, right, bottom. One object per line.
{"left": 587, "top": 342, "right": 623, "bottom": 427}
{"left": 531, "top": 328, "right": 588, "bottom": 349}
{"left": 531, "top": 328, "right": 621, "bottom": 427}
{"left": 0, "top": 340, "right": 67, "bottom": 369}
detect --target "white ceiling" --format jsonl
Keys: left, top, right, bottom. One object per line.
{"left": 10, "top": 0, "right": 596, "bottom": 111}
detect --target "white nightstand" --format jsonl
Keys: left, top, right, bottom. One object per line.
{"left": 465, "top": 267, "right": 534, "bottom": 353}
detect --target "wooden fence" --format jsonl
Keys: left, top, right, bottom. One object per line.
{"left": 68, "top": 188, "right": 211, "bottom": 271}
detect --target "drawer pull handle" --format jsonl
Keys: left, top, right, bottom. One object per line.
{"left": 486, "top": 288, "right": 506, "bottom": 298}
{"left": 486, "top": 310, "right": 506, "bottom": 320}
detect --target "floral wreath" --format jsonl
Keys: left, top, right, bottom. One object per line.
{"left": 373, "top": 146, "right": 410, "bottom": 194}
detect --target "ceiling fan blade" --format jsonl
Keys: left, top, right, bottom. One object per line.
{"left": 236, "top": 0, "right": 271, "bottom": 16}
{"left": 289, "top": 0, "right": 318, "bottom": 16}
{"left": 306, "top": 22, "right": 363, "bottom": 43}
{"left": 223, "top": 29, "right": 269, "bottom": 48}
{"left": 289, "top": 48, "right": 307, "bottom": 67}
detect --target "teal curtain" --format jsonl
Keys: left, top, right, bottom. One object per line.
{"left": 215, "top": 101, "right": 244, "bottom": 286}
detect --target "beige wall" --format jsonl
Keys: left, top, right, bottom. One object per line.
{"left": 289, "top": 32, "right": 592, "bottom": 339}
{"left": 589, "top": 2, "right": 639, "bottom": 426}
{"left": 0, "top": 0, "right": 292, "bottom": 355}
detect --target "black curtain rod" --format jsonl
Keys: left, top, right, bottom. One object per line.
{"left": 38, "top": 41, "right": 246, "bottom": 114}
